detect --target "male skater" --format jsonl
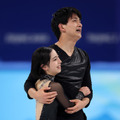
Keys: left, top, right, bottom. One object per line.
{"left": 24, "top": 7, "right": 93, "bottom": 120}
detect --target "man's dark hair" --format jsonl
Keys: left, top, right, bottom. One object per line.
{"left": 51, "top": 7, "right": 82, "bottom": 40}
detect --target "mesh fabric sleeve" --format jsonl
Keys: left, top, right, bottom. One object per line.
{"left": 48, "top": 82, "right": 75, "bottom": 109}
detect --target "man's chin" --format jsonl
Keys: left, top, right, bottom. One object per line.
{"left": 77, "top": 34, "right": 82, "bottom": 40}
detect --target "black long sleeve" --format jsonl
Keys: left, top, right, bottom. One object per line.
{"left": 24, "top": 72, "right": 38, "bottom": 99}
{"left": 81, "top": 53, "right": 93, "bottom": 107}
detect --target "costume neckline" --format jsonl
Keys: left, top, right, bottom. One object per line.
{"left": 41, "top": 74, "right": 55, "bottom": 81}
{"left": 54, "top": 44, "right": 75, "bottom": 58}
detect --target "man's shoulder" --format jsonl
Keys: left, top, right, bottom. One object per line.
{"left": 75, "top": 47, "right": 87, "bottom": 56}
{"left": 49, "top": 44, "right": 55, "bottom": 48}
{"left": 76, "top": 47, "right": 90, "bottom": 63}
{"left": 49, "top": 44, "right": 60, "bottom": 52}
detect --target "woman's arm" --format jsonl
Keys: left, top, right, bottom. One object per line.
{"left": 28, "top": 87, "right": 57, "bottom": 104}
{"left": 49, "top": 82, "right": 75, "bottom": 108}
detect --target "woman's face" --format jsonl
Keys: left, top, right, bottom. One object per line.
{"left": 45, "top": 49, "right": 62, "bottom": 76}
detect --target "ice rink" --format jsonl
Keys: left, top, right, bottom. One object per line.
{"left": 0, "top": 62, "right": 120, "bottom": 120}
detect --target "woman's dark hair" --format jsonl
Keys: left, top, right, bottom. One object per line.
{"left": 31, "top": 47, "right": 53, "bottom": 79}
{"left": 51, "top": 7, "right": 82, "bottom": 40}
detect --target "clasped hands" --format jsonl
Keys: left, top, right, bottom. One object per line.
{"left": 36, "top": 86, "right": 91, "bottom": 114}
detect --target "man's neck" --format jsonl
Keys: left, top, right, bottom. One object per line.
{"left": 55, "top": 37, "right": 77, "bottom": 56}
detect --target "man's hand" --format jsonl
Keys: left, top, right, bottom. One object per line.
{"left": 80, "top": 86, "right": 91, "bottom": 96}
{"left": 36, "top": 87, "right": 57, "bottom": 104}
{"left": 65, "top": 98, "right": 89, "bottom": 114}
{"left": 28, "top": 87, "right": 57, "bottom": 104}
{"left": 65, "top": 99, "right": 82, "bottom": 114}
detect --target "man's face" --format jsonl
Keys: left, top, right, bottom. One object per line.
{"left": 64, "top": 14, "right": 82, "bottom": 40}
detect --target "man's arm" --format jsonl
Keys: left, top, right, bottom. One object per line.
{"left": 81, "top": 55, "right": 93, "bottom": 107}
{"left": 28, "top": 87, "right": 57, "bottom": 104}
{"left": 65, "top": 86, "right": 91, "bottom": 114}
{"left": 65, "top": 98, "right": 89, "bottom": 114}
{"left": 24, "top": 73, "right": 37, "bottom": 99}
{"left": 24, "top": 73, "right": 57, "bottom": 104}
